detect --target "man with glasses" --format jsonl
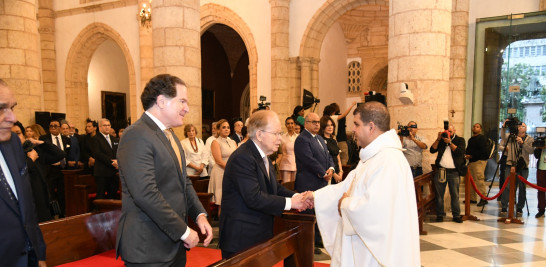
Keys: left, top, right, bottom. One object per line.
{"left": 90, "top": 119, "right": 119, "bottom": 199}
{"left": 40, "top": 119, "right": 70, "bottom": 217}
{"left": 219, "top": 110, "right": 311, "bottom": 259}
{"left": 61, "top": 120, "right": 81, "bottom": 170}
{"left": 294, "top": 112, "right": 335, "bottom": 254}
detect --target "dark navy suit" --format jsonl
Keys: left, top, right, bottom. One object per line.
{"left": 294, "top": 129, "right": 335, "bottom": 192}
{"left": 0, "top": 132, "right": 46, "bottom": 266}
{"left": 220, "top": 141, "right": 295, "bottom": 258}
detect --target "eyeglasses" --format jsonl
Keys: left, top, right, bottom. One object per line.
{"left": 260, "top": 129, "right": 282, "bottom": 137}
{"left": 49, "top": 125, "right": 59, "bottom": 128}
{"left": 306, "top": 120, "right": 320, "bottom": 125}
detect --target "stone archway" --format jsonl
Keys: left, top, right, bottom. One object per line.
{"left": 200, "top": 3, "right": 259, "bottom": 111}
{"left": 65, "top": 23, "right": 136, "bottom": 129}
{"left": 299, "top": 0, "right": 386, "bottom": 59}
{"left": 369, "top": 64, "right": 388, "bottom": 94}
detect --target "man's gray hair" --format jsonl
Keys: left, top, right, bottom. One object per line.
{"left": 248, "top": 110, "right": 279, "bottom": 139}
{"left": 99, "top": 118, "right": 110, "bottom": 125}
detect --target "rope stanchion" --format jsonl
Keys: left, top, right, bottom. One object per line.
{"left": 463, "top": 169, "right": 479, "bottom": 221}
{"left": 517, "top": 175, "right": 546, "bottom": 191}
{"left": 468, "top": 172, "right": 510, "bottom": 201}
{"left": 497, "top": 170, "right": 524, "bottom": 224}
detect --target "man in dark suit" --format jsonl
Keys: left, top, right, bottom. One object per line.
{"left": 294, "top": 112, "right": 335, "bottom": 192}
{"left": 90, "top": 118, "right": 119, "bottom": 199}
{"left": 39, "top": 119, "right": 70, "bottom": 217}
{"left": 220, "top": 110, "right": 312, "bottom": 259}
{"left": 0, "top": 79, "right": 47, "bottom": 266}
{"left": 230, "top": 119, "right": 244, "bottom": 145}
{"left": 294, "top": 112, "right": 334, "bottom": 254}
{"left": 116, "top": 74, "right": 212, "bottom": 266}
{"left": 61, "top": 120, "right": 81, "bottom": 170}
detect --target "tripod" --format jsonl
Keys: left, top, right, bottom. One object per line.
{"left": 482, "top": 132, "right": 529, "bottom": 215}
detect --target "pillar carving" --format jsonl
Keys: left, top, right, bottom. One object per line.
{"left": 0, "top": 0, "right": 42, "bottom": 125}
{"left": 38, "top": 0, "right": 57, "bottom": 113}
{"left": 152, "top": 0, "right": 201, "bottom": 137}
{"left": 388, "top": 0, "right": 452, "bottom": 173}
{"left": 270, "top": 0, "right": 290, "bottom": 120}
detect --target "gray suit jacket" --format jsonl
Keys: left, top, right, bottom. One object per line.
{"left": 115, "top": 113, "right": 206, "bottom": 264}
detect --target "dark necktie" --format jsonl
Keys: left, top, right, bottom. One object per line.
{"left": 0, "top": 164, "right": 19, "bottom": 207}
{"left": 55, "top": 136, "right": 66, "bottom": 168}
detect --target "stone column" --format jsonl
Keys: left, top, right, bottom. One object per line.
{"left": 152, "top": 0, "right": 201, "bottom": 137}
{"left": 299, "top": 57, "right": 312, "bottom": 100}
{"left": 138, "top": 0, "right": 153, "bottom": 118}
{"left": 450, "top": 0, "right": 469, "bottom": 133}
{"left": 270, "top": 0, "right": 290, "bottom": 120}
{"left": 388, "top": 0, "right": 452, "bottom": 172}
{"left": 38, "top": 0, "right": 57, "bottom": 113}
{"left": 0, "top": 0, "right": 42, "bottom": 125}
{"left": 540, "top": 0, "right": 546, "bottom": 11}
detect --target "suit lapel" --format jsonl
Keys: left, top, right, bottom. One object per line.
{"left": 0, "top": 141, "right": 22, "bottom": 217}
{"left": 248, "top": 142, "right": 273, "bottom": 193}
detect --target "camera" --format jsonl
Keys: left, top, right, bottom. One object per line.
{"left": 533, "top": 137, "right": 546, "bottom": 148}
{"left": 258, "top": 95, "right": 270, "bottom": 110}
{"left": 398, "top": 124, "right": 417, "bottom": 137}
{"left": 504, "top": 117, "right": 522, "bottom": 135}
{"left": 441, "top": 120, "right": 450, "bottom": 139}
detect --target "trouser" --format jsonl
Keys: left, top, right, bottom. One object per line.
{"left": 501, "top": 166, "right": 528, "bottom": 210}
{"left": 468, "top": 160, "right": 487, "bottom": 201}
{"left": 498, "top": 155, "right": 507, "bottom": 190}
{"left": 537, "top": 169, "right": 546, "bottom": 212}
{"left": 434, "top": 169, "right": 461, "bottom": 217}
{"left": 411, "top": 166, "right": 423, "bottom": 178}
{"left": 46, "top": 165, "right": 65, "bottom": 216}
{"left": 338, "top": 141, "right": 348, "bottom": 165}
{"left": 125, "top": 244, "right": 187, "bottom": 267}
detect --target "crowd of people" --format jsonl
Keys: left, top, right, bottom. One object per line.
{"left": 3, "top": 72, "right": 546, "bottom": 267}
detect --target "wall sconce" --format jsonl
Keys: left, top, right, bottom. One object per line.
{"left": 138, "top": 1, "right": 152, "bottom": 28}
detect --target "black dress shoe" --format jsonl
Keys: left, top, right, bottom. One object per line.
{"left": 436, "top": 216, "right": 443, "bottom": 222}
{"left": 536, "top": 211, "right": 544, "bottom": 218}
{"left": 463, "top": 200, "right": 478, "bottom": 204}
{"left": 314, "top": 247, "right": 322, "bottom": 255}
{"left": 452, "top": 216, "right": 463, "bottom": 223}
{"left": 477, "top": 199, "right": 488, "bottom": 207}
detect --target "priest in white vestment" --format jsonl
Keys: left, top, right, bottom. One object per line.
{"left": 311, "top": 102, "right": 420, "bottom": 267}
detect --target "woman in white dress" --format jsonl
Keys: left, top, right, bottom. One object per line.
{"left": 208, "top": 119, "right": 237, "bottom": 215}
{"left": 181, "top": 124, "right": 208, "bottom": 178}
{"left": 204, "top": 121, "right": 218, "bottom": 175}
{"left": 277, "top": 117, "right": 298, "bottom": 183}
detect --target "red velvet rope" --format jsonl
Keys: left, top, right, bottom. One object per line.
{"left": 468, "top": 172, "right": 509, "bottom": 200}
{"left": 517, "top": 175, "right": 546, "bottom": 191}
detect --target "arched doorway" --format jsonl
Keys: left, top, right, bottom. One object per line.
{"left": 64, "top": 23, "right": 136, "bottom": 130}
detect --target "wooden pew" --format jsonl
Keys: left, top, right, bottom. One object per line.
{"left": 209, "top": 212, "right": 315, "bottom": 267}
{"left": 414, "top": 171, "right": 436, "bottom": 235}
{"left": 39, "top": 208, "right": 121, "bottom": 266}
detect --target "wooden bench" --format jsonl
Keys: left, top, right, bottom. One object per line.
{"left": 414, "top": 171, "right": 436, "bottom": 235}
{"left": 39, "top": 205, "right": 121, "bottom": 266}
{"left": 209, "top": 212, "right": 315, "bottom": 267}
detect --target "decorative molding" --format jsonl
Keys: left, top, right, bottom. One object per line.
{"left": 55, "top": 0, "right": 138, "bottom": 18}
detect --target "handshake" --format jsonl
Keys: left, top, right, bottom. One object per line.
{"left": 291, "top": 191, "right": 315, "bottom": 212}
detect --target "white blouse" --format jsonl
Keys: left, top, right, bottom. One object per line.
{"left": 181, "top": 137, "right": 209, "bottom": 177}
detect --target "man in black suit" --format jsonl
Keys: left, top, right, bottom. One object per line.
{"left": 91, "top": 118, "right": 119, "bottom": 199}
{"left": 294, "top": 112, "right": 335, "bottom": 192}
{"left": 61, "top": 120, "right": 81, "bottom": 170}
{"left": 220, "top": 110, "right": 312, "bottom": 259}
{"left": 230, "top": 118, "right": 244, "bottom": 145}
{"left": 39, "top": 119, "right": 70, "bottom": 217}
{"left": 0, "top": 79, "right": 47, "bottom": 266}
{"left": 116, "top": 74, "right": 212, "bottom": 266}
{"left": 294, "top": 112, "right": 334, "bottom": 254}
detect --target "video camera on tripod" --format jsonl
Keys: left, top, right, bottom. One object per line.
{"left": 533, "top": 127, "right": 546, "bottom": 148}
{"left": 505, "top": 117, "right": 523, "bottom": 136}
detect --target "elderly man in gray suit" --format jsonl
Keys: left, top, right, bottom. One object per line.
{"left": 116, "top": 74, "right": 213, "bottom": 266}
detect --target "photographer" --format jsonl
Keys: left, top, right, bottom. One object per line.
{"left": 535, "top": 140, "right": 546, "bottom": 218}
{"left": 430, "top": 124, "right": 466, "bottom": 223}
{"left": 499, "top": 120, "right": 534, "bottom": 217}
{"left": 399, "top": 121, "right": 427, "bottom": 177}
{"left": 465, "top": 123, "right": 489, "bottom": 207}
